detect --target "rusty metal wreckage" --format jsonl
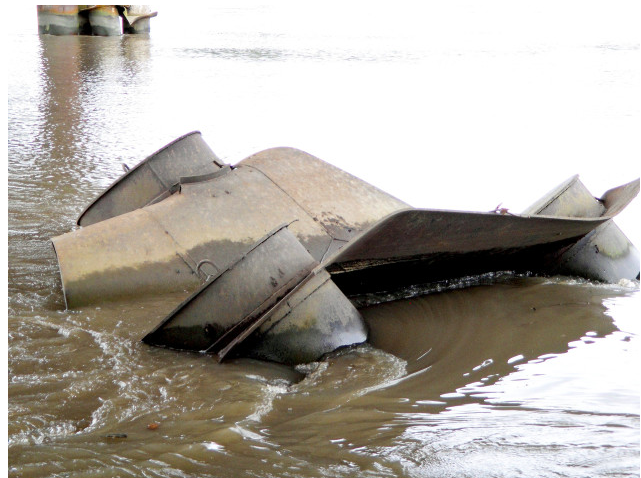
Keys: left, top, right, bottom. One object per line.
{"left": 51, "top": 132, "right": 640, "bottom": 365}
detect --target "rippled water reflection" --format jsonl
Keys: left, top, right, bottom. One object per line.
{"left": 7, "top": 4, "right": 640, "bottom": 477}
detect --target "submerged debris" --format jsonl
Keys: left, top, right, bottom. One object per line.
{"left": 50, "top": 132, "right": 640, "bottom": 365}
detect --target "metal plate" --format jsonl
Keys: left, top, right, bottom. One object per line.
{"left": 142, "top": 225, "right": 318, "bottom": 352}
{"left": 326, "top": 177, "right": 639, "bottom": 274}
{"left": 238, "top": 269, "right": 367, "bottom": 365}
{"left": 77, "top": 131, "right": 224, "bottom": 226}
{"left": 54, "top": 143, "right": 408, "bottom": 307}
{"left": 324, "top": 209, "right": 612, "bottom": 297}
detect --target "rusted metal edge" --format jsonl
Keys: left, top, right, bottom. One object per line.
{"left": 77, "top": 131, "right": 223, "bottom": 225}
{"left": 213, "top": 265, "right": 327, "bottom": 362}
{"left": 179, "top": 166, "right": 231, "bottom": 185}
{"left": 323, "top": 209, "right": 610, "bottom": 274}
{"left": 599, "top": 178, "right": 640, "bottom": 218}
{"left": 521, "top": 175, "right": 580, "bottom": 215}
{"left": 205, "top": 266, "right": 318, "bottom": 360}
{"left": 129, "top": 12, "right": 158, "bottom": 24}
{"left": 141, "top": 221, "right": 298, "bottom": 341}
{"left": 144, "top": 166, "right": 232, "bottom": 207}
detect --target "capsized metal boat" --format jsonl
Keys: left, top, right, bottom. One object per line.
{"left": 51, "top": 132, "right": 640, "bottom": 364}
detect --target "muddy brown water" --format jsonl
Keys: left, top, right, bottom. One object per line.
{"left": 7, "top": 5, "right": 640, "bottom": 477}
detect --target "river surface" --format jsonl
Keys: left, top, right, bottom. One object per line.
{"left": 7, "top": 2, "right": 640, "bottom": 477}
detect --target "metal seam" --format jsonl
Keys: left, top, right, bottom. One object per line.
{"left": 243, "top": 164, "right": 335, "bottom": 259}
{"left": 146, "top": 160, "right": 170, "bottom": 189}
{"left": 256, "top": 272, "right": 330, "bottom": 337}
{"left": 142, "top": 208, "right": 200, "bottom": 276}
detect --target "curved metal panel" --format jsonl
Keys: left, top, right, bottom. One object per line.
{"left": 77, "top": 131, "right": 224, "bottom": 226}
{"left": 327, "top": 177, "right": 639, "bottom": 271}
{"left": 326, "top": 209, "right": 609, "bottom": 268}
{"left": 53, "top": 165, "right": 332, "bottom": 307}
{"left": 240, "top": 147, "right": 410, "bottom": 247}
{"left": 599, "top": 178, "right": 640, "bottom": 217}
{"left": 52, "top": 207, "right": 203, "bottom": 308}
{"left": 325, "top": 177, "right": 639, "bottom": 297}
{"left": 324, "top": 209, "right": 613, "bottom": 298}
{"left": 555, "top": 221, "right": 640, "bottom": 282}
{"left": 522, "top": 176, "right": 639, "bottom": 219}
{"left": 54, "top": 142, "right": 409, "bottom": 308}
{"left": 142, "top": 226, "right": 367, "bottom": 365}
{"left": 521, "top": 175, "right": 605, "bottom": 217}
{"left": 241, "top": 269, "right": 368, "bottom": 365}
{"left": 523, "top": 176, "right": 640, "bottom": 281}
{"left": 142, "top": 225, "right": 318, "bottom": 352}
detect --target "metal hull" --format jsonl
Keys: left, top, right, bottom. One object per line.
{"left": 52, "top": 145, "right": 408, "bottom": 308}
{"left": 77, "top": 131, "right": 225, "bottom": 226}
{"left": 142, "top": 225, "right": 367, "bottom": 364}
{"left": 50, "top": 133, "right": 639, "bottom": 365}
{"left": 326, "top": 176, "right": 639, "bottom": 300}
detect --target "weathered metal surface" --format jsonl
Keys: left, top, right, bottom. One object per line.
{"left": 77, "top": 131, "right": 224, "bottom": 226}
{"left": 525, "top": 176, "right": 640, "bottom": 282}
{"left": 53, "top": 165, "right": 327, "bottom": 308}
{"left": 554, "top": 221, "right": 640, "bottom": 282}
{"left": 84, "top": 6, "right": 122, "bottom": 36}
{"left": 240, "top": 147, "right": 411, "bottom": 259}
{"left": 326, "top": 210, "right": 609, "bottom": 269}
{"left": 239, "top": 269, "right": 367, "bottom": 365}
{"left": 325, "top": 176, "right": 640, "bottom": 297}
{"left": 324, "top": 209, "right": 613, "bottom": 297}
{"left": 37, "top": 5, "right": 86, "bottom": 36}
{"left": 521, "top": 175, "right": 606, "bottom": 217}
{"left": 53, "top": 142, "right": 408, "bottom": 307}
{"left": 143, "top": 226, "right": 367, "bottom": 364}
{"left": 142, "top": 225, "right": 318, "bottom": 351}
